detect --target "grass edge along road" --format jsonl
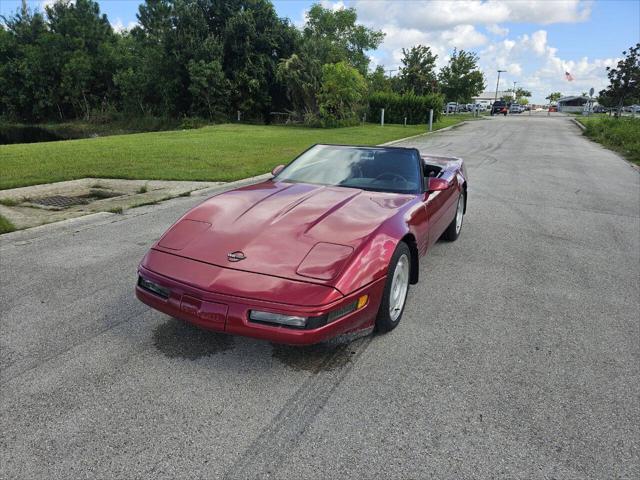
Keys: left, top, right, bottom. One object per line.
{"left": 0, "top": 117, "right": 473, "bottom": 190}
{"left": 0, "top": 214, "right": 16, "bottom": 234}
{"left": 577, "top": 116, "right": 640, "bottom": 165}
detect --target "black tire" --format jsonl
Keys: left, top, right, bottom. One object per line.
{"left": 442, "top": 191, "right": 465, "bottom": 241}
{"left": 375, "top": 242, "right": 411, "bottom": 333}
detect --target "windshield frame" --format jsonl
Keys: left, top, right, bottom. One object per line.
{"left": 272, "top": 144, "right": 424, "bottom": 195}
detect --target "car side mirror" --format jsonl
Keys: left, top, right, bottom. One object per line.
{"left": 427, "top": 177, "right": 449, "bottom": 192}
{"left": 271, "top": 164, "right": 285, "bottom": 177}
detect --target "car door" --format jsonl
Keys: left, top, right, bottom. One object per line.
{"left": 424, "top": 170, "right": 459, "bottom": 247}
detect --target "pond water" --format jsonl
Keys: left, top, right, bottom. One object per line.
{"left": 0, "top": 126, "right": 65, "bottom": 145}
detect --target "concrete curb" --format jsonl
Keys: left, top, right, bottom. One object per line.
{"left": 190, "top": 173, "right": 272, "bottom": 197}
{"left": 571, "top": 118, "right": 587, "bottom": 131}
{"left": 0, "top": 212, "right": 115, "bottom": 246}
{"left": 381, "top": 120, "right": 472, "bottom": 146}
{"left": 0, "top": 175, "right": 273, "bottom": 242}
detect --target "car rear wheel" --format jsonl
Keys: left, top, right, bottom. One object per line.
{"left": 442, "top": 191, "right": 465, "bottom": 241}
{"left": 375, "top": 242, "right": 411, "bottom": 333}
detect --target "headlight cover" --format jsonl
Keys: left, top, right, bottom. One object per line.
{"left": 157, "top": 219, "right": 211, "bottom": 250}
{"left": 296, "top": 242, "right": 353, "bottom": 280}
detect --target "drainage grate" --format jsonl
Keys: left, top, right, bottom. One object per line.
{"left": 30, "top": 195, "right": 90, "bottom": 208}
{"left": 29, "top": 190, "right": 124, "bottom": 209}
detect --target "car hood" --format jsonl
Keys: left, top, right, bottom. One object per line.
{"left": 153, "top": 180, "right": 413, "bottom": 284}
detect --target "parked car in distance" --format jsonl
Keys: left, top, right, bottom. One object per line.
{"left": 445, "top": 102, "right": 459, "bottom": 113}
{"left": 509, "top": 103, "right": 522, "bottom": 114}
{"left": 136, "top": 144, "right": 468, "bottom": 345}
{"left": 548, "top": 105, "right": 558, "bottom": 112}
{"left": 491, "top": 100, "right": 508, "bottom": 116}
{"left": 629, "top": 105, "right": 640, "bottom": 113}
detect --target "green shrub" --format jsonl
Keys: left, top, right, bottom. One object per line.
{"left": 368, "top": 92, "right": 444, "bottom": 124}
{"left": 581, "top": 117, "right": 640, "bottom": 164}
{"left": 317, "top": 62, "right": 368, "bottom": 127}
{"left": 179, "top": 117, "right": 209, "bottom": 130}
{"left": 303, "top": 112, "right": 360, "bottom": 128}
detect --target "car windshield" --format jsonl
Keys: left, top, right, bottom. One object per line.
{"left": 275, "top": 145, "right": 421, "bottom": 194}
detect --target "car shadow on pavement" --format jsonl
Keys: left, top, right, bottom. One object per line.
{"left": 153, "top": 317, "right": 371, "bottom": 372}
{"left": 153, "top": 318, "right": 235, "bottom": 360}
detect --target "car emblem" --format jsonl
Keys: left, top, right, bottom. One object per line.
{"left": 227, "top": 251, "right": 246, "bottom": 262}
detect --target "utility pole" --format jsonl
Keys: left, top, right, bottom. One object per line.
{"left": 386, "top": 68, "right": 398, "bottom": 77}
{"left": 512, "top": 81, "right": 517, "bottom": 103}
{"left": 494, "top": 70, "right": 506, "bottom": 105}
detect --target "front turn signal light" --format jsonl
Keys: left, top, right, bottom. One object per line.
{"left": 357, "top": 295, "right": 369, "bottom": 309}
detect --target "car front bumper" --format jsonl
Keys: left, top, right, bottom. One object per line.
{"left": 135, "top": 253, "right": 385, "bottom": 345}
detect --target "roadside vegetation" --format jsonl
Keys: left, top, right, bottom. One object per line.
{"left": 0, "top": 119, "right": 473, "bottom": 189}
{"left": 569, "top": 44, "right": 639, "bottom": 164}
{"left": 0, "top": 116, "right": 211, "bottom": 144}
{"left": 578, "top": 117, "right": 640, "bottom": 164}
{"left": 0, "top": 214, "right": 16, "bottom": 234}
{"left": 1, "top": 1, "right": 485, "bottom": 134}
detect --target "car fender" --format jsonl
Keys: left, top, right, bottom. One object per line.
{"left": 332, "top": 209, "right": 420, "bottom": 295}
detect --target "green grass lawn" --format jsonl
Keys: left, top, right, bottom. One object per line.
{"left": 0, "top": 118, "right": 472, "bottom": 190}
{"left": 577, "top": 116, "right": 640, "bottom": 165}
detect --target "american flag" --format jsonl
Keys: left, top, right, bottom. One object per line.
{"left": 565, "top": 71, "right": 574, "bottom": 81}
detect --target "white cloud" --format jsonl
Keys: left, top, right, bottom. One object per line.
{"left": 293, "top": 0, "right": 610, "bottom": 103}
{"left": 353, "top": 0, "right": 591, "bottom": 30}
{"left": 506, "top": 63, "right": 523, "bottom": 76}
{"left": 320, "top": 1, "right": 346, "bottom": 12}
{"left": 41, "top": 0, "right": 73, "bottom": 9}
{"left": 487, "top": 24, "right": 509, "bottom": 36}
{"left": 480, "top": 29, "right": 617, "bottom": 102}
{"left": 523, "top": 30, "right": 549, "bottom": 56}
{"left": 375, "top": 23, "right": 487, "bottom": 70}
{"left": 111, "top": 18, "right": 138, "bottom": 33}
{"left": 441, "top": 25, "right": 488, "bottom": 49}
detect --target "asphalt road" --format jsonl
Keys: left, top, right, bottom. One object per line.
{"left": 1, "top": 114, "right": 638, "bottom": 479}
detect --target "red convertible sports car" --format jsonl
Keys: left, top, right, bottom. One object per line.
{"left": 136, "top": 144, "right": 467, "bottom": 345}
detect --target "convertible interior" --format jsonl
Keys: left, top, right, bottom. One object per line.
{"left": 277, "top": 145, "right": 424, "bottom": 194}
{"left": 423, "top": 163, "right": 443, "bottom": 178}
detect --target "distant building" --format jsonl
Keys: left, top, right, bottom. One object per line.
{"left": 473, "top": 91, "right": 515, "bottom": 105}
{"left": 557, "top": 95, "right": 590, "bottom": 113}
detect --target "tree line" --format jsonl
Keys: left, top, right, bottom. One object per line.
{"left": 598, "top": 43, "right": 639, "bottom": 113}
{"left": 0, "top": 0, "right": 486, "bottom": 126}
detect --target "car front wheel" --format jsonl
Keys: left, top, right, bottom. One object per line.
{"left": 375, "top": 242, "right": 411, "bottom": 333}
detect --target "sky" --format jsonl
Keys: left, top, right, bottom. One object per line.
{"left": 1, "top": 0, "right": 639, "bottom": 103}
